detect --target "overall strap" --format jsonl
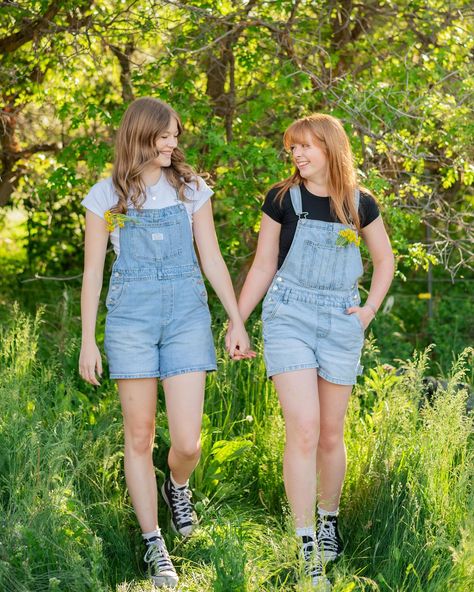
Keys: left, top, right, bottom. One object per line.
{"left": 289, "top": 185, "right": 308, "bottom": 219}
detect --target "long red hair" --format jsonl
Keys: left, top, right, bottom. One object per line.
{"left": 273, "top": 114, "right": 363, "bottom": 229}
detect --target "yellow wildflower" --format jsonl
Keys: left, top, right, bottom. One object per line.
{"left": 336, "top": 228, "right": 361, "bottom": 247}
{"left": 104, "top": 210, "right": 138, "bottom": 232}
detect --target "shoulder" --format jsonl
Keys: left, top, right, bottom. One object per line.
{"left": 180, "top": 174, "right": 213, "bottom": 200}
{"left": 81, "top": 177, "right": 117, "bottom": 218}
{"left": 359, "top": 190, "right": 377, "bottom": 206}
{"left": 262, "top": 184, "right": 290, "bottom": 223}
{"left": 89, "top": 176, "right": 114, "bottom": 196}
{"left": 358, "top": 189, "right": 380, "bottom": 227}
{"left": 263, "top": 185, "right": 290, "bottom": 207}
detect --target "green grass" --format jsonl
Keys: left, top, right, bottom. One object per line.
{"left": 0, "top": 303, "right": 472, "bottom": 591}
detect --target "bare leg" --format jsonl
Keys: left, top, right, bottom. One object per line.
{"left": 162, "top": 371, "right": 206, "bottom": 484}
{"left": 316, "top": 376, "right": 352, "bottom": 511}
{"left": 118, "top": 378, "right": 158, "bottom": 533}
{"left": 273, "top": 369, "right": 320, "bottom": 528}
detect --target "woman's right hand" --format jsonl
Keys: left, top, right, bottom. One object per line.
{"left": 79, "top": 341, "right": 103, "bottom": 385}
{"left": 225, "top": 320, "right": 256, "bottom": 360}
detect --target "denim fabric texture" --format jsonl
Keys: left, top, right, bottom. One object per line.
{"left": 104, "top": 202, "right": 216, "bottom": 379}
{"left": 262, "top": 185, "right": 364, "bottom": 384}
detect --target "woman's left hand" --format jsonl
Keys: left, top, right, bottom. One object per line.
{"left": 225, "top": 320, "right": 257, "bottom": 360}
{"left": 345, "top": 305, "right": 375, "bottom": 330}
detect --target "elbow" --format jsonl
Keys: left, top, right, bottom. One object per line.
{"left": 373, "top": 251, "right": 395, "bottom": 277}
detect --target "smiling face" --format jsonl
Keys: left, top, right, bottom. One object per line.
{"left": 289, "top": 133, "right": 328, "bottom": 181}
{"left": 154, "top": 117, "right": 179, "bottom": 168}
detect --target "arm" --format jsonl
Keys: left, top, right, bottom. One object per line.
{"left": 347, "top": 215, "right": 395, "bottom": 328}
{"left": 237, "top": 213, "right": 281, "bottom": 323}
{"left": 192, "top": 200, "right": 254, "bottom": 358}
{"left": 79, "top": 210, "right": 109, "bottom": 385}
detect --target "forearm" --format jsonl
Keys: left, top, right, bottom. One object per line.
{"left": 201, "top": 255, "right": 243, "bottom": 325}
{"left": 238, "top": 263, "right": 276, "bottom": 323}
{"left": 81, "top": 270, "right": 104, "bottom": 343}
{"left": 364, "top": 254, "right": 395, "bottom": 312}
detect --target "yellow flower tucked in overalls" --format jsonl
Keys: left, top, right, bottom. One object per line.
{"left": 336, "top": 228, "right": 361, "bottom": 247}
{"left": 104, "top": 210, "right": 139, "bottom": 232}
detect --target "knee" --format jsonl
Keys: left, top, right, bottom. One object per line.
{"left": 287, "top": 421, "right": 319, "bottom": 456}
{"left": 125, "top": 422, "right": 155, "bottom": 456}
{"left": 172, "top": 439, "right": 201, "bottom": 463}
{"left": 318, "top": 425, "right": 344, "bottom": 454}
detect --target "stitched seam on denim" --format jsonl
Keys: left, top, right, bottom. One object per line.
{"left": 160, "top": 365, "right": 217, "bottom": 379}
{"left": 317, "top": 368, "right": 356, "bottom": 386}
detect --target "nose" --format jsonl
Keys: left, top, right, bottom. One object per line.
{"left": 293, "top": 146, "right": 303, "bottom": 158}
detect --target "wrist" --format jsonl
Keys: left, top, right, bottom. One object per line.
{"left": 365, "top": 302, "right": 377, "bottom": 317}
{"left": 229, "top": 316, "right": 244, "bottom": 328}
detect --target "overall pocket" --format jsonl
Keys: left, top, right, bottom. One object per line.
{"left": 105, "top": 280, "right": 126, "bottom": 314}
{"left": 262, "top": 289, "right": 285, "bottom": 322}
{"left": 299, "top": 239, "right": 347, "bottom": 290}
{"left": 192, "top": 276, "right": 208, "bottom": 306}
{"left": 130, "top": 218, "right": 183, "bottom": 262}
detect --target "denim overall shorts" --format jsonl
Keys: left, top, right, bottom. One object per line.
{"left": 104, "top": 202, "right": 217, "bottom": 379}
{"left": 262, "top": 185, "right": 364, "bottom": 385}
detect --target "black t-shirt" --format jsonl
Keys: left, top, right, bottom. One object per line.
{"left": 262, "top": 183, "right": 380, "bottom": 269}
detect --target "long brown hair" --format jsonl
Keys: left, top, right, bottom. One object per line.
{"left": 111, "top": 97, "right": 198, "bottom": 213}
{"left": 273, "top": 114, "right": 363, "bottom": 229}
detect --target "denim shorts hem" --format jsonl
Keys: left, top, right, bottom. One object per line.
{"left": 110, "top": 371, "right": 160, "bottom": 379}
{"left": 160, "top": 365, "right": 217, "bottom": 380}
{"left": 317, "top": 368, "right": 357, "bottom": 386}
{"left": 267, "top": 363, "right": 318, "bottom": 379}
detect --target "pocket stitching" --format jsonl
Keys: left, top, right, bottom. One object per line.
{"left": 106, "top": 281, "right": 126, "bottom": 314}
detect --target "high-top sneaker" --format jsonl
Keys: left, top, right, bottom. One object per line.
{"left": 143, "top": 534, "right": 178, "bottom": 588}
{"left": 317, "top": 514, "right": 343, "bottom": 562}
{"left": 301, "top": 535, "right": 332, "bottom": 590}
{"left": 161, "top": 477, "right": 198, "bottom": 536}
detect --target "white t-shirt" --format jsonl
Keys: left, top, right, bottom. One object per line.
{"left": 81, "top": 173, "right": 213, "bottom": 255}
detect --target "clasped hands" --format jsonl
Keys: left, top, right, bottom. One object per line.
{"left": 225, "top": 319, "right": 256, "bottom": 361}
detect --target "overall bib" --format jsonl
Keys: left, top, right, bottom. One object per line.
{"left": 104, "top": 202, "right": 216, "bottom": 379}
{"left": 262, "top": 185, "right": 364, "bottom": 384}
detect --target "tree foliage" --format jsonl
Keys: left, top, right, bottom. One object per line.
{"left": 1, "top": 0, "right": 473, "bottom": 277}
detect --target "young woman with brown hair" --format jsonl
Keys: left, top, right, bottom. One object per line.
{"left": 79, "top": 97, "right": 253, "bottom": 588}
{"left": 229, "top": 114, "right": 394, "bottom": 589}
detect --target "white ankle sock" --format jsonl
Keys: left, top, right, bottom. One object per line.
{"left": 142, "top": 528, "right": 161, "bottom": 543}
{"left": 296, "top": 525, "right": 316, "bottom": 539}
{"left": 170, "top": 472, "right": 188, "bottom": 489}
{"left": 317, "top": 506, "right": 339, "bottom": 517}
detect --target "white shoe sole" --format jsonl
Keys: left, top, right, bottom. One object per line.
{"left": 151, "top": 573, "right": 179, "bottom": 588}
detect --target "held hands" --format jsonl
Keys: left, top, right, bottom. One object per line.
{"left": 345, "top": 304, "right": 376, "bottom": 330}
{"left": 225, "top": 319, "right": 257, "bottom": 361}
{"left": 79, "top": 341, "right": 103, "bottom": 386}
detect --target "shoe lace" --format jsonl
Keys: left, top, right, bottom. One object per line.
{"left": 144, "top": 538, "right": 174, "bottom": 573}
{"left": 302, "top": 538, "right": 322, "bottom": 577}
{"left": 171, "top": 485, "right": 193, "bottom": 524}
{"left": 318, "top": 517, "right": 338, "bottom": 552}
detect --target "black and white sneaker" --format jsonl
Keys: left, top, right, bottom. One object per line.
{"left": 143, "top": 535, "right": 178, "bottom": 588}
{"left": 301, "top": 535, "right": 332, "bottom": 591}
{"left": 161, "top": 477, "right": 198, "bottom": 537}
{"left": 317, "top": 514, "right": 343, "bottom": 562}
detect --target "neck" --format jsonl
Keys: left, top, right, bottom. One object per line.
{"left": 304, "top": 176, "right": 328, "bottom": 196}
{"left": 141, "top": 166, "right": 162, "bottom": 187}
